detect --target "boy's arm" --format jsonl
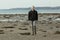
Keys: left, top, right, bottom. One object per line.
{"left": 36, "top": 11, "right": 38, "bottom": 20}
{"left": 28, "top": 12, "right": 30, "bottom": 20}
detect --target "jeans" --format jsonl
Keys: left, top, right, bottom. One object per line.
{"left": 32, "top": 21, "right": 37, "bottom": 35}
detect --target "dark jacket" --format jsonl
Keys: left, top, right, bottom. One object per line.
{"left": 28, "top": 10, "right": 38, "bottom": 21}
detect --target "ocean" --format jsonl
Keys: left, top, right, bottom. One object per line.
{"left": 0, "top": 7, "right": 60, "bottom": 14}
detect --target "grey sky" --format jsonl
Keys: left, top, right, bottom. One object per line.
{"left": 0, "top": 0, "right": 60, "bottom": 9}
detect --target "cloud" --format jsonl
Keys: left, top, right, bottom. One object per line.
{"left": 0, "top": 0, "right": 60, "bottom": 9}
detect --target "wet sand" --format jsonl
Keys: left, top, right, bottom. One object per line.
{"left": 0, "top": 13, "right": 60, "bottom": 40}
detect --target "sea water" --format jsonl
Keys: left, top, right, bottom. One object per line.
{"left": 0, "top": 8, "right": 60, "bottom": 14}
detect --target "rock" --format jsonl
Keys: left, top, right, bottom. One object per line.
{"left": 23, "top": 22, "right": 29, "bottom": 25}
{"left": 13, "top": 24, "right": 17, "bottom": 26}
{"left": 56, "top": 26, "right": 60, "bottom": 28}
{"left": 48, "top": 21, "right": 52, "bottom": 24}
{"left": 10, "top": 30, "right": 14, "bottom": 32}
{"left": 19, "top": 32, "right": 30, "bottom": 35}
{"left": 50, "top": 27, "right": 53, "bottom": 29}
{"left": 2, "top": 26, "right": 15, "bottom": 29}
{"left": 20, "top": 25, "right": 26, "bottom": 27}
{"left": 39, "top": 29, "right": 47, "bottom": 32}
{"left": 0, "top": 30, "right": 4, "bottom": 34}
{"left": 48, "top": 18, "right": 52, "bottom": 21}
{"left": 43, "top": 35, "right": 47, "bottom": 37}
{"left": 54, "top": 31, "right": 60, "bottom": 34}
{"left": 19, "top": 28, "right": 28, "bottom": 30}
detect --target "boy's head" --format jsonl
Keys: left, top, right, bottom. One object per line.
{"left": 31, "top": 6, "right": 35, "bottom": 11}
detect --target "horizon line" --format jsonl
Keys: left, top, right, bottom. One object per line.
{"left": 0, "top": 6, "right": 60, "bottom": 9}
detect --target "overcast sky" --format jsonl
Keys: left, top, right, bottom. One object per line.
{"left": 0, "top": 0, "right": 60, "bottom": 9}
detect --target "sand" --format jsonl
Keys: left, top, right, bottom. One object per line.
{"left": 0, "top": 13, "right": 60, "bottom": 40}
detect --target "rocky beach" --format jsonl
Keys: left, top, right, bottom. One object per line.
{"left": 0, "top": 13, "right": 60, "bottom": 40}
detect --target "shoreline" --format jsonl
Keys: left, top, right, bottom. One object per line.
{"left": 0, "top": 13, "right": 60, "bottom": 16}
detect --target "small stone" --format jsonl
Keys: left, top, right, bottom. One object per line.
{"left": 10, "top": 30, "right": 14, "bottom": 32}
{"left": 54, "top": 31, "right": 60, "bottom": 34}
{"left": 19, "top": 28, "right": 28, "bottom": 30}
{"left": 0, "top": 30, "right": 4, "bottom": 34}
{"left": 20, "top": 32, "right": 30, "bottom": 35}
{"left": 43, "top": 35, "right": 47, "bottom": 37}
{"left": 56, "top": 26, "right": 60, "bottom": 28}
{"left": 50, "top": 27, "right": 53, "bottom": 29}
{"left": 2, "top": 26, "right": 15, "bottom": 28}
{"left": 39, "top": 29, "right": 47, "bottom": 32}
